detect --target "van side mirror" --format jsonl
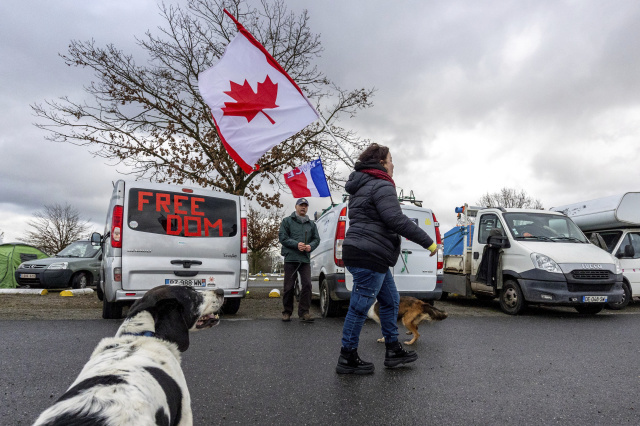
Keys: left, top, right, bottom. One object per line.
{"left": 91, "top": 232, "right": 102, "bottom": 245}
{"left": 624, "top": 244, "right": 635, "bottom": 258}
{"left": 487, "top": 235, "right": 510, "bottom": 249}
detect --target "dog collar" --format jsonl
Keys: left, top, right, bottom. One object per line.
{"left": 121, "top": 331, "right": 156, "bottom": 337}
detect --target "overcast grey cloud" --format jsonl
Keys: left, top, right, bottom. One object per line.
{"left": 2, "top": 0, "right": 640, "bottom": 243}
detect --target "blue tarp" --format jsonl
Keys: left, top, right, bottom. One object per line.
{"left": 443, "top": 225, "right": 474, "bottom": 256}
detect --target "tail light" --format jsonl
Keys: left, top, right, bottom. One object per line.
{"left": 241, "top": 218, "right": 248, "bottom": 254}
{"left": 432, "top": 212, "right": 443, "bottom": 272}
{"left": 334, "top": 207, "right": 347, "bottom": 267}
{"left": 111, "top": 205, "right": 123, "bottom": 248}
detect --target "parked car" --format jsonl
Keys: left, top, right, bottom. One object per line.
{"left": 14, "top": 240, "right": 102, "bottom": 289}
{"left": 93, "top": 180, "right": 249, "bottom": 319}
{"left": 310, "top": 197, "right": 443, "bottom": 317}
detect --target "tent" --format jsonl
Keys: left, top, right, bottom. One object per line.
{"left": 0, "top": 243, "right": 49, "bottom": 288}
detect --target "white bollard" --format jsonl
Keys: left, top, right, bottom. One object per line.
{"left": 0, "top": 288, "right": 48, "bottom": 295}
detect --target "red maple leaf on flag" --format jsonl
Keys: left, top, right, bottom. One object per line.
{"left": 222, "top": 75, "right": 279, "bottom": 124}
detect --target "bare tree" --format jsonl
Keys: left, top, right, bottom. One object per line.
{"left": 20, "top": 203, "right": 91, "bottom": 255}
{"left": 477, "top": 188, "right": 544, "bottom": 209}
{"left": 247, "top": 206, "right": 282, "bottom": 273}
{"left": 0, "top": 229, "right": 4, "bottom": 244}
{"left": 32, "top": 0, "right": 373, "bottom": 208}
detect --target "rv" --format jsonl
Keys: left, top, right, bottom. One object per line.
{"left": 551, "top": 192, "right": 640, "bottom": 309}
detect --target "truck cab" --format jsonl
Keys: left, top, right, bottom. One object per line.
{"left": 443, "top": 205, "right": 624, "bottom": 315}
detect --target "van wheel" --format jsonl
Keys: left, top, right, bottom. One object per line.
{"left": 575, "top": 304, "right": 604, "bottom": 315}
{"left": 223, "top": 298, "right": 241, "bottom": 315}
{"left": 103, "top": 298, "right": 123, "bottom": 319}
{"left": 606, "top": 281, "right": 631, "bottom": 310}
{"left": 71, "top": 272, "right": 89, "bottom": 289}
{"left": 440, "top": 291, "right": 449, "bottom": 301}
{"left": 499, "top": 280, "right": 525, "bottom": 315}
{"left": 320, "top": 278, "right": 340, "bottom": 318}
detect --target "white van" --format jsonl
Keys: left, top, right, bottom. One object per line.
{"left": 92, "top": 180, "right": 249, "bottom": 319}
{"left": 552, "top": 192, "right": 640, "bottom": 309}
{"left": 310, "top": 199, "right": 443, "bottom": 317}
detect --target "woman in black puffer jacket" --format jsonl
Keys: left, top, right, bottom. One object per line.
{"left": 335, "top": 143, "right": 437, "bottom": 375}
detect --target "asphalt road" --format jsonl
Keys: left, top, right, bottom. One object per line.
{"left": 3, "top": 314, "right": 640, "bottom": 425}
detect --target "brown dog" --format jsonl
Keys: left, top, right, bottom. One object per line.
{"left": 367, "top": 296, "right": 448, "bottom": 345}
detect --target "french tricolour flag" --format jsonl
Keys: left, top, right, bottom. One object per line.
{"left": 284, "top": 158, "right": 331, "bottom": 198}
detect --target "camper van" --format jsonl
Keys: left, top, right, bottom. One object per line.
{"left": 92, "top": 180, "right": 249, "bottom": 319}
{"left": 552, "top": 192, "right": 640, "bottom": 309}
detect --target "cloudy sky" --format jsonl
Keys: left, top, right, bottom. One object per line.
{"left": 2, "top": 0, "right": 640, "bottom": 244}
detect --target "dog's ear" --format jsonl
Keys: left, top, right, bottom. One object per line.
{"left": 127, "top": 290, "right": 165, "bottom": 319}
{"left": 154, "top": 299, "right": 191, "bottom": 352}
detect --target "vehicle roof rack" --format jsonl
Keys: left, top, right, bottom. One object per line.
{"left": 397, "top": 189, "right": 423, "bottom": 207}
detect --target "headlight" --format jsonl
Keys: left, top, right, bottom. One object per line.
{"left": 18, "top": 263, "right": 25, "bottom": 269}
{"left": 47, "top": 262, "right": 69, "bottom": 270}
{"left": 614, "top": 258, "right": 623, "bottom": 275}
{"left": 530, "top": 253, "right": 562, "bottom": 273}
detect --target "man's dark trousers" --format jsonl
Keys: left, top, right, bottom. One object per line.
{"left": 283, "top": 262, "right": 312, "bottom": 317}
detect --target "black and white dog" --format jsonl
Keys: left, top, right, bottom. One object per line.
{"left": 33, "top": 285, "right": 224, "bottom": 426}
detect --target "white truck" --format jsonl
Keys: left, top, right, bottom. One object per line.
{"left": 442, "top": 204, "right": 624, "bottom": 315}
{"left": 310, "top": 195, "right": 443, "bottom": 317}
{"left": 551, "top": 192, "right": 640, "bottom": 309}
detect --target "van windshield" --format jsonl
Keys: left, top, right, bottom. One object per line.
{"left": 127, "top": 189, "right": 238, "bottom": 238}
{"left": 503, "top": 212, "right": 588, "bottom": 243}
{"left": 57, "top": 241, "right": 101, "bottom": 258}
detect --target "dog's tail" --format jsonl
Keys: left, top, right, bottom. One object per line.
{"left": 422, "top": 303, "right": 449, "bottom": 321}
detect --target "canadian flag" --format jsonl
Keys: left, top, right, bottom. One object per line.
{"left": 198, "top": 10, "right": 319, "bottom": 173}
{"left": 284, "top": 158, "right": 331, "bottom": 198}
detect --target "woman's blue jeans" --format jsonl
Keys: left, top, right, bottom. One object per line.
{"left": 341, "top": 266, "right": 400, "bottom": 350}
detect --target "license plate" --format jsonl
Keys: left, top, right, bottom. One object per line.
{"left": 165, "top": 279, "right": 206, "bottom": 287}
{"left": 583, "top": 295, "right": 607, "bottom": 303}
{"left": 20, "top": 273, "right": 36, "bottom": 279}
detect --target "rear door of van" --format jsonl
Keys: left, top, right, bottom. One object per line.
{"left": 121, "top": 183, "right": 242, "bottom": 292}
{"left": 344, "top": 205, "right": 439, "bottom": 296}
{"left": 391, "top": 205, "right": 438, "bottom": 294}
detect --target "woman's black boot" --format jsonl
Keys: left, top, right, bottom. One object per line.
{"left": 384, "top": 341, "right": 418, "bottom": 368}
{"left": 336, "top": 348, "right": 375, "bottom": 375}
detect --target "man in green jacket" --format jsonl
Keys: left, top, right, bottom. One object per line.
{"left": 279, "top": 198, "right": 320, "bottom": 322}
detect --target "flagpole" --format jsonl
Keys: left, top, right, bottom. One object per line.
{"left": 317, "top": 115, "right": 355, "bottom": 168}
